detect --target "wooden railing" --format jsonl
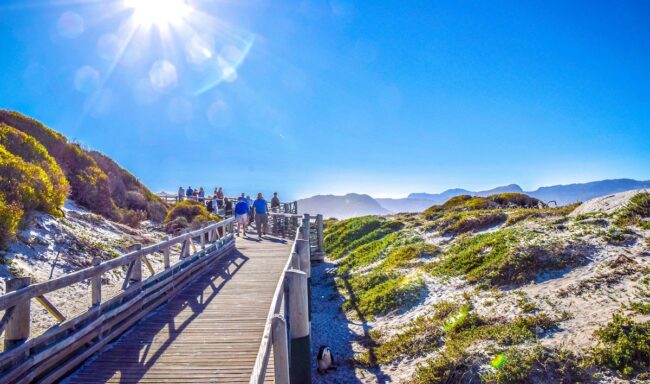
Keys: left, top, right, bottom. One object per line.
{"left": 250, "top": 213, "right": 325, "bottom": 384}
{"left": 0, "top": 218, "right": 236, "bottom": 384}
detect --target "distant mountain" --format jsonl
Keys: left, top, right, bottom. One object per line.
{"left": 300, "top": 179, "right": 650, "bottom": 218}
{"left": 407, "top": 188, "right": 473, "bottom": 204}
{"left": 407, "top": 184, "right": 523, "bottom": 203}
{"left": 298, "top": 193, "right": 390, "bottom": 219}
{"left": 527, "top": 179, "right": 650, "bottom": 205}
{"left": 476, "top": 184, "right": 523, "bottom": 197}
{"left": 375, "top": 198, "right": 434, "bottom": 213}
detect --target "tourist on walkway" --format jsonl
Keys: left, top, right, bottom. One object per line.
{"left": 271, "top": 192, "right": 280, "bottom": 211}
{"left": 224, "top": 197, "right": 233, "bottom": 217}
{"left": 186, "top": 186, "right": 194, "bottom": 199}
{"left": 246, "top": 195, "right": 254, "bottom": 227}
{"left": 198, "top": 187, "right": 205, "bottom": 201}
{"left": 234, "top": 197, "right": 249, "bottom": 236}
{"left": 215, "top": 187, "right": 224, "bottom": 200}
{"left": 178, "top": 186, "right": 185, "bottom": 201}
{"left": 253, "top": 193, "right": 269, "bottom": 238}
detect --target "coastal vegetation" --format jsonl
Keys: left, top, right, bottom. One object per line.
{"left": 323, "top": 189, "right": 650, "bottom": 382}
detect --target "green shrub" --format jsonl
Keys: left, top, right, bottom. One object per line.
{"left": 338, "top": 232, "right": 403, "bottom": 274}
{"left": 488, "top": 193, "right": 542, "bottom": 208}
{"left": 380, "top": 243, "right": 439, "bottom": 270}
{"left": 0, "top": 124, "right": 68, "bottom": 211}
{"left": 430, "top": 210, "right": 507, "bottom": 235}
{"left": 324, "top": 216, "right": 385, "bottom": 259}
{"left": 346, "top": 276, "right": 424, "bottom": 318}
{"left": 165, "top": 200, "right": 216, "bottom": 231}
{"left": 482, "top": 346, "right": 586, "bottom": 384}
{"left": 591, "top": 314, "right": 650, "bottom": 377}
{"left": 0, "top": 146, "right": 60, "bottom": 215}
{"left": 426, "top": 229, "right": 588, "bottom": 286}
{"left": 146, "top": 201, "right": 167, "bottom": 223}
{"left": 0, "top": 196, "right": 23, "bottom": 247}
{"left": 615, "top": 192, "right": 650, "bottom": 229}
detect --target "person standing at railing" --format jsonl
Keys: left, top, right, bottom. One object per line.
{"left": 253, "top": 193, "right": 269, "bottom": 238}
{"left": 271, "top": 192, "right": 280, "bottom": 212}
{"left": 215, "top": 187, "right": 225, "bottom": 208}
{"left": 178, "top": 186, "right": 185, "bottom": 201}
{"left": 224, "top": 197, "right": 233, "bottom": 217}
{"left": 234, "top": 197, "right": 249, "bottom": 236}
{"left": 186, "top": 186, "right": 194, "bottom": 199}
{"left": 198, "top": 187, "right": 205, "bottom": 201}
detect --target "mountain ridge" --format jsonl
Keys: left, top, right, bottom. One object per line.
{"left": 300, "top": 179, "right": 650, "bottom": 218}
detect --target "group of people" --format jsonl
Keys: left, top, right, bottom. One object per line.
{"left": 177, "top": 186, "right": 224, "bottom": 202}
{"left": 234, "top": 192, "right": 282, "bottom": 238}
{"left": 176, "top": 186, "right": 282, "bottom": 239}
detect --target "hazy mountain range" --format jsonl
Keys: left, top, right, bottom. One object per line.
{"left": 298, "top": 178, "right": 650, "bottom": 219}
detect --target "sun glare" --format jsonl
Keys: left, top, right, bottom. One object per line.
{"left": 124, "top": 0, "right": 190, "bottom": 27}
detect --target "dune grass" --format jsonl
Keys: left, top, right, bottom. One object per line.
{"left": 424, "top": 229, "right": 589, "bottom": 287}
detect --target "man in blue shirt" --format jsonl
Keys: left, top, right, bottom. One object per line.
{"left": 252, "top": 193, "right": 269, "bottom": 238}
{"left": 234, "top": 197, "right": 250, "bottom": 236}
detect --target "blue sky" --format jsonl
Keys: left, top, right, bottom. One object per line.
{"left": 0, "top": 0, "right": 649, "bottom": 199}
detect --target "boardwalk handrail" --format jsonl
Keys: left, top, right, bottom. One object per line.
{"left": 0, "top": 217, "right": 236, "bottom": 383}
{"left": 251, "top": 212, "right": 325, "bottom": 384}
{"left": 250, "top": 230, "right": 300, "bottom": 384}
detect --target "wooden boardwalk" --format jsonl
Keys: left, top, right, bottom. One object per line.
{"left": 65, "top": 234, "right": 292, "bottom": 383}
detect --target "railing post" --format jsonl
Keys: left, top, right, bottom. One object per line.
{"left": 312, "top": 214, "right": 325, "bottom": 262}
{"left": 91, "top": 257, "right": 102, "bottom": 307}
{"left": 163, "top": 236, "right": 170, "bottom": 269}
{"left": 285, "top": 270, "right": 311, "bottom": 384}
{"left": 296, "top": 239, "right": 312, "bottom": 321}
{"left": 301, "top": 214, "right": 310, "bottom": 241}
{"left": 129, "top": 244, "right": 142, "bottom": 283}
{"left": 272, "top": 315, "right": 290, "bottom": 384}
{"left": 4, "top": 277, "right": 31, "bottom": 351}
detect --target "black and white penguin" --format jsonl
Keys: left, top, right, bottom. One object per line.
{"left": 316, "top": 345, "right": 336, "bottom": 374}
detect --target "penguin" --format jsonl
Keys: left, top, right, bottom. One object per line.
{"left": 316, "top": 345, "right": 336, "bottom": 374}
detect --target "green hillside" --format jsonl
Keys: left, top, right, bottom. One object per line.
{"left": 0, "top": 110, "right": 166, "bottom": 246}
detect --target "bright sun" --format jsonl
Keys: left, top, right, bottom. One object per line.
{"left": 124, "top": 0, "right": 190, "bottom": 27}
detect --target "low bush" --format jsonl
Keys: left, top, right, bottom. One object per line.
{"left": 482, "top": 346, "right": 586, "bottom": 384}
{"left": 591, "top": 314, "right": 650, "bottom": 378}
{"left": 146, "top": 201, "right": 167, "bottom": 223}
{"left": 379, "top": 242, "right": 439, "bottom": 270}
{"left": 615, "top": 192, "right": 650, "bottom": 229}
{"left": 426, "top": 229, "right": 589, "bottom": 286}
{"left": 324, "top": 216, "right": 385, "bottom": 259}
{"left": 165, "top": 200, "right": 216, "bottom": 232}
{"left": 117, "top": 208, "right": 147, "bottom": 228}
{"left": 338, "top": 232, "right": 402, "bottom": 274}
{"left": 345, "top": 276, "right": 424, "bottom": 318}
{"left": 430, "top": 210, "right": 506, "bottom": 235}
{"left": 0, "top": 124, "right": 68, "bottom": 211}
{"left": 0, "top": 196, "right": 23, "bottom": 247}
{"left": 126, "top": 191, "right": 147, "bottom": 210}
{"left": 0, "top": 146, "right": 60, "bottom": 215}
{"left": 163, "top": 216, "right": 189, "bottom": 234}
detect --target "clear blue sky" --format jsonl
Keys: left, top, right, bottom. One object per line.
{"left": 1, "top": 0, "right": 648, "bottom": 199}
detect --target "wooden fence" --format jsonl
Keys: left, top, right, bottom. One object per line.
{"left": 0, "top": 218, "right": 236, "bottom": 384}
{"left": 250, "top": 213, "right": 325, "bottom": 384}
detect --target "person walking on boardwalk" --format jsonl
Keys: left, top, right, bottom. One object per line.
{"left": 253, "top": 193, "right": 269, "bottom": 238}
{"left": 224, "top": 197, "right": 233, "bottom": 217}
{"left": 234, "top": 197, "right": 249, "bottom": 236}
{"left": 271, "top": 192, "right": 280, "bottom": 212}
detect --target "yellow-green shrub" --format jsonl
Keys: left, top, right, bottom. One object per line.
{"left": 0, "top": 145, "right": 60, "bottom": 215}
{"left": 0, "top": 195, "right": 23, "bottom": 247}
{"left": 0, "top": 124, "right": 68, "bottom": 211}
{"left": 165, "top": 200, "right": 217, "bottom": 228}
